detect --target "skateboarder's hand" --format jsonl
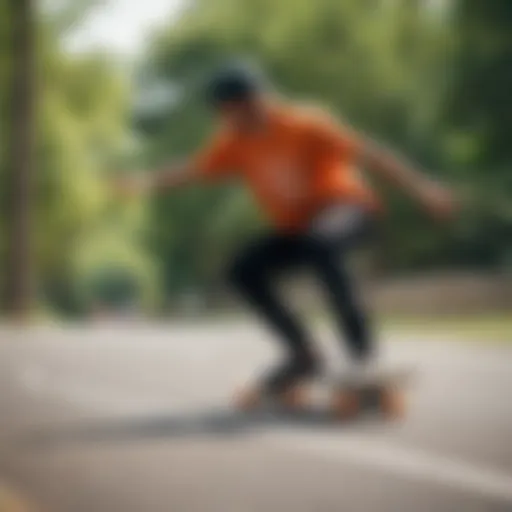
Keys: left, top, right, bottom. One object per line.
{"left": 112, "top": 174, "right": 152, "bottom": 198}
{"left": 419, "top": 181, "right": 457, "bottom": 221}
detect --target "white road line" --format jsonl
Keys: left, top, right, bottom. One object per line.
{"left": 265, "top": 431, "right": 512, "bottom": 503}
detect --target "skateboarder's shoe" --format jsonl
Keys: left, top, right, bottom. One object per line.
{"left": 380, "top": 386, "right": 407, "bottom": 419}
{"left": 346, "top": 359, "right": 380, "bottom": 385}
{"left": 233, "top": 352, "right": 320, "bottom": 412}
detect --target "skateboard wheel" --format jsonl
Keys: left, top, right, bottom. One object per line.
{"left": 331, "top": 390, "right": 360, "bottom": 419}
{"left": 380, "top": 387, "right": 406, "bottom": 419}
{"left": 278, "top": 384, "right": 310, "bottom": 410}
{"left": 233, "top": 386, "right": 264, "bottom": 411}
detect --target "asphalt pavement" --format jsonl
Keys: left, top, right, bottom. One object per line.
{"left": 0, "top": 322, "right": 511, "bottom": 512}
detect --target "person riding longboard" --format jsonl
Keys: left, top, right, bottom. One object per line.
{"left": 117, "top": 61, "right": 455, "bottom": 414}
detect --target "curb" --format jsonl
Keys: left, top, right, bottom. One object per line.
{"left": 0, "top": 483, "right": 35, "bottom": 512}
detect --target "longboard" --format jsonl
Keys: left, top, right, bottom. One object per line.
{"left": 234, "top": 366, "right": 416, "bottom": 421}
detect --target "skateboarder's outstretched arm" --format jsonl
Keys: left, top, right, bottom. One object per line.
{"left": 113, "top": 160, "right": 202, "bottom": 197}
{"left": 309, "top": 114, "right": 456, "bottom": 221}
{"left": 359, "top": 136, "right": 456, "bottom": 221}
{"left": 114, "top": 131, "right": 238, "bottom": 197}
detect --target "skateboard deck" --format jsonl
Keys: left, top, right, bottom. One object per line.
{"left": 234, "top": 366, "right": 415, "bottom": 421}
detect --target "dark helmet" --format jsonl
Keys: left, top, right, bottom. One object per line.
{"left": 206, "top": 60, "right": 266, "bottom": 106}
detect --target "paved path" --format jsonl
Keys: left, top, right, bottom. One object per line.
{"left": 0, "top": 324, "right": 511, "bottom": 511}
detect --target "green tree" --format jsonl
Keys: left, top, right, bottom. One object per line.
{"left": 442, "top": 0, "right": 512, "bottom": 268}
{"left": 1, "top": 0, "right": 158, "bottom": 317}
{"left": 3, "top": 0, "right": 36, "bottom": 318}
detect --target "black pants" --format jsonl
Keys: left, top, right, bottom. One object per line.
{"left": 228, "top": 205, "right": 374, "bottom": 393}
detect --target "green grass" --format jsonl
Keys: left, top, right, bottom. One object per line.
{"left": 379, "top": 313, "right": 512, "bottom": 342}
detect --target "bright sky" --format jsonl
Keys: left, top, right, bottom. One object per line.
{"left": 65, "top": 0, "right": 447, "bottom": 56}
{"left": 65, "top": 0, "right": 185, "bottom": 55}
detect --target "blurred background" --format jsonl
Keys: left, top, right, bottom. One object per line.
{"left": 0, "top": 2, "right": 511, "bottom": 511}
{"left": 1, "top": 0, "right": 511, "bottom": 324}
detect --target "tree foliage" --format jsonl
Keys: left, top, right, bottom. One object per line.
{"left": 2, "top": 0, "right": 510, "bottom": 315}
{"left": 1, "top": 1, "right": 157, "bottom": 315}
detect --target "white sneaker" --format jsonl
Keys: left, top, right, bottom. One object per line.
{"left": 347, "top": 360, "right": 379, "bottom": 385}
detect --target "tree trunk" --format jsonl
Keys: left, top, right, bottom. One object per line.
{"left": 3, "top": 0, "right": 35, "bottom": 319}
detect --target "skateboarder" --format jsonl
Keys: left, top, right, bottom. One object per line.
{"left": 117, "top": 62, "right": 455, "bottom": 410}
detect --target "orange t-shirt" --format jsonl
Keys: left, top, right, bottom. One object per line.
{"left": 194, "top": 103, "right": 378, "bottom": 232}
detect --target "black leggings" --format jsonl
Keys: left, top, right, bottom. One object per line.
{"left": 228, "top": 205, "right": 374, "bottom": 393}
